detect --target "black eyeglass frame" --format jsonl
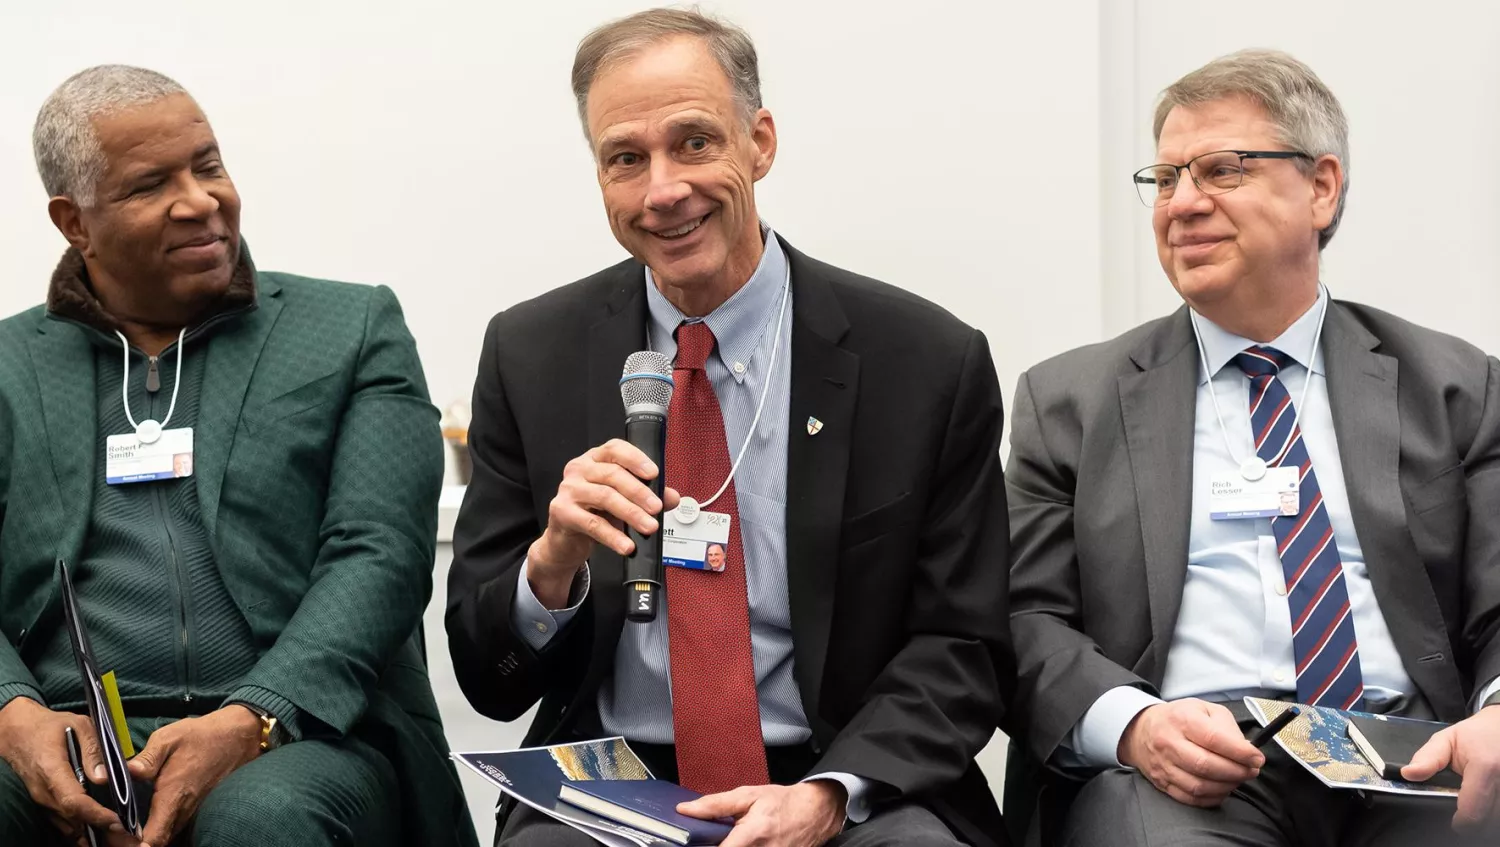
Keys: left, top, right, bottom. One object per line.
{"left": 1132, "top": 150, "right": 1315, "bottom": 206}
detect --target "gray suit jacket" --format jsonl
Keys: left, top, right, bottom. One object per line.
{"left": 1006, "top": 300, "right": 1500, "bottom": 769}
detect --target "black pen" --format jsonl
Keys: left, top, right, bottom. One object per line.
{"left": 1248, "top": 706, "right": 1301, "bottom": 747}
{"left": 64, "top": 726, "right": 100, "bottom": 847}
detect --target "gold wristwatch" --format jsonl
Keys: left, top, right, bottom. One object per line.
{"left": 234, "top": 703, "right": 287, "bottom": 751}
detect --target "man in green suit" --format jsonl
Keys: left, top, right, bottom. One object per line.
{"left": 0, "top": 65, "right": 478, "bottom": 847}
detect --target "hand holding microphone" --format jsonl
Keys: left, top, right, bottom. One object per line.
{"left": 525, "top": 352, "right": 677, "bottom": 613}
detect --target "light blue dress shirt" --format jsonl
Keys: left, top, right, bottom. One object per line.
{"left": 511, "top": 228, "right": 874, "bottom": 818}
{"left": 1066, "top": 288, "right": 1500, "bottom": 769}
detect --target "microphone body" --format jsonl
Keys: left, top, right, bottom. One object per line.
{"left": 619, "top": 351, "right": 674, "bottom": 622}
{"left": 623, "top": 410, "right": 666, "bottom": 622}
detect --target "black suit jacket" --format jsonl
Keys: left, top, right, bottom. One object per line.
{"left": 447, "top": 237, "right": 1013, "bottom": 845}
{"left": 1002, "top": 301, "right": 1500, "bottom": 837}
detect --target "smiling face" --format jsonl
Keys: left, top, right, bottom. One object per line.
{"left": 705, "top": 544, "right": 726, "bottom": 571}
{"left": 51, "top": 93, "right": 241, "bottom": 326}
{"left": 1152, "top": 95, "right": 1341, "bottom": 336}
{"left": 587, "top": 36, "right": 776, "bottom": 313}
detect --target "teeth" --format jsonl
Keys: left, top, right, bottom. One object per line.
{"left": 658, "top": 217, "right": 704, "bottom": 238}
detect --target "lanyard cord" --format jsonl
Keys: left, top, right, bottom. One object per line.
{"left": 1188, "top": 284, "right": 1329, "bottom": 473}
{"left": 651, "top": 265, "right": 792, "bottom": 511}
{"left": 116, "top": 327, "right": 186, "bottom": 434}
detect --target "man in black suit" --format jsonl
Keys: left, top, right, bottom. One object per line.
{"left": 447, "top": 7, "right": 1010, "bottom": 847}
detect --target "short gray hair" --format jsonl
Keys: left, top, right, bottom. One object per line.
{"left": 1154, "top": 49, "right": 1349, "bottom": 250}
{"left": 571, "top": 7, "right": 761, "bottom": 144}
{"left": 33, "top": 65, "right": 187, "bottom": 207}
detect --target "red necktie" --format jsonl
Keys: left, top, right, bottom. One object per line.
{"left": 664, "top": 322, "right": 769, "bottom": 793}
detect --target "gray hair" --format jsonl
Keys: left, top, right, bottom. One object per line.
{"left": 33, "top": 65, "right": 187, "bottom": 207}
{"left": 1154, "top": 49, "right": 1349, "bottom": 250}
{"left": 571, "top": 7, "right": 762, "bottom": 145}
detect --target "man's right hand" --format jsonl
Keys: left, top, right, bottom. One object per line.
{"left": 0, "top": 696, "right": 122, "bottom": 839}
{"left": 1118, "top": 699, "right": 1265, "bottom": 808}
{"left": 527, "top": 438, "right": 679, "bottom": 609}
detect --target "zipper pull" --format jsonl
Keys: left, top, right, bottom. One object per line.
{"left": 147, "top": 356, "right": 160, "bottom": 393}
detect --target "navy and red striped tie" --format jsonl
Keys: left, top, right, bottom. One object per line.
{"left": 1235, "top": 346, "right": 1365, "bottom": 710}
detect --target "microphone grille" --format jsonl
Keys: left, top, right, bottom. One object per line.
{"left": 620, "top": 351, "right": 674, "bottom": 412}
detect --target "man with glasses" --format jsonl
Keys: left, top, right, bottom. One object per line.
{"left": 1005, "top": 50, "right": 1500, "bottom": 845}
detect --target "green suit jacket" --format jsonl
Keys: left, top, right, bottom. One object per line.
{"left": 0, "top": 267, "right": 476, "bottom": 846}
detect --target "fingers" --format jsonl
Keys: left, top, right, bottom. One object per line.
{"left": 71, "top": 718, "right": 108, "bottom": 784}
{"left": 663, "top": 487, "right": 681, "bottom": 511}
{"left": 590, "top": 439, "right": 658, "bottom": 480}
{"left": 140, "top": 782, "right": 195, "bottom": 847}
{"left": 1181, "top": 702, "right": 1265, "bottom": 771}
{"left": 1149, "top": 760, "right": 1240, "bottom": 808}
{"left": 52, "top": 777, "right": 123, "bottom": 832}
{"left": 1453, "top": 767, "right": 1498, "bottom": 833}
{"left": 678, "top": 785, "right": 761, "bottom": 820}
{"left": 1401, "top": 728, "right": 1455, "bottom": 782}
{"left": 576, "top": 463, "right": 663, "bottom": 528}
{"left": 548, "top": 502, "right": 634, "bottom": 556}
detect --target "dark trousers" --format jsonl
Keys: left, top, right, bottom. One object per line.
{"left": 1060, "top": 708, "right": 1489, "bottom": 847}
{"left": 0, "top": 735, "right": 400, "bottom": 847}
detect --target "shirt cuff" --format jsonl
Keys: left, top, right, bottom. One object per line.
{"left": 0, "top": 683, "right": 44, "bottom": 712}
{"left": 513, "top": 558, "right": 590, "bottom": 650}
{"left": 1062, "top": 686, "right": 1165, "bottom": 771}
{"left": 1476, "top": 676, "right": 1500, "bottom": 714}
{"left": 803, "top": 772, "right": 876, "bottom": 823}
{"left": 225, "top": 685, "right": 307, "bottom": 742}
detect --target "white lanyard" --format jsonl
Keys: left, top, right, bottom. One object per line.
{"left": 115, "top": 328, "right": 186, "bottom": 444}
{"left": 654, "top": 266, "right": 791, "bottom": 521}
{"left": 1189, "top": 285, "right": 1328, "bottom": 482}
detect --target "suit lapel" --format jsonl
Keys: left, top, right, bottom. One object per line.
{"left": 195, "top": 276, "right": 284, "bottom": 541}
{"left": 30, "top": 316, "right": 99, "bottom": 561}
{"left": 1118, "top": 309, "right": 1198, "bottom": 683}
{"left": 581, "top": 268, "right": 648, "bottom": 698}
{"left": 1322, "top": 304, "right": 1467, "bottom": 718}
{"left": 781, "top": 243, "right": 858, "bottom": 728}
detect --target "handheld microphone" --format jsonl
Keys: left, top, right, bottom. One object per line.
{"left": 619, "top": 351, "right": 673, "bottom": 622}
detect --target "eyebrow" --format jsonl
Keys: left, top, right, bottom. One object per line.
{"left": 595, "top": 114, "right": 725, "bottom": 155}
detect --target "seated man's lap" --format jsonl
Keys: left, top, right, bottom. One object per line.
{"left": 500, "top": 798, "right": 962, "bottom": 847}
{"left": 189, "top": 735, "right": 400, "bottom": 847}
{"left": 1061, "top": 769, "right": 1290, "bottom": 847}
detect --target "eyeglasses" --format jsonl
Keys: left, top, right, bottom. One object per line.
{"left": 1132, "top": 150, "right": 1314, "bottom": 207}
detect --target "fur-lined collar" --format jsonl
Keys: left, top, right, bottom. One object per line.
{"left": 45, "top": 245, "right": 258, "bottom": 334}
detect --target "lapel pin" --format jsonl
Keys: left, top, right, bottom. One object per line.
{"left": 806, "top": 416, "right": 824, "bottom": 436}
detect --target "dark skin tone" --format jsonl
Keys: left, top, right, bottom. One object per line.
{"left": 0, "top": 93, "right": 267, "bottom": 847}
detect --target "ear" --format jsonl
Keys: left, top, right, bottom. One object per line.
{"left": 749, "top": 108, "right": 777, "bottom": 182}
{"left": 47, "top": 196, "right": 93, "bottom": 256}
{"left": 1309, "top": 154, "right": 1343, "bottom": 233}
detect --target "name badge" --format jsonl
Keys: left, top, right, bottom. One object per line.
{"left": 106, "top": 427, "right": 194, "bottom": 485}
{"left": 662, "top": 509, "right": 732, "bottom": 572}
{"left": 1209, "top": 465, "right": 1299, "bottom": 520}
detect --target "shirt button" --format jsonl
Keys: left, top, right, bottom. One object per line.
{"left": 1276, "top": 584, "right": 1288, "bottom": 597}
{"left": 733, "top": 362, "right": 746, "bottom": 375}
{"left": 535, "top": 622, "right": 548, "bottom": 633}
{"left": 1274, "top": 672, "right": 1287, "bottom": 683}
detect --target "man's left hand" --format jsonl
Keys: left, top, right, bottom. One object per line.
{"left": 1403, "top": 704, "right": 1500, "bottom": 834}
{"left": 125, "top": 705, "right": 265, "bottom": 847}
{"left": 677, "top": 782, "right": 846, "bottom": 847}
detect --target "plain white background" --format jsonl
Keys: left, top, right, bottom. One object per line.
{"left": 3, "top": 1, "right": 1498, "bottom": 841}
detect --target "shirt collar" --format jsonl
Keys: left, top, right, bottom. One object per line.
{"left": 1193, "top": 285, "right": 1328, "bottom": 385}
{"left": 645, "top": 222, "right": 788, "bottom": 384}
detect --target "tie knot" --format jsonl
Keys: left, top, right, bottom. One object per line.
{"left": 674, "top": 322, "right": 717, "bottom": 371}
{"left": 1234, "top": 346, "right": 1291, "bottom": 379}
